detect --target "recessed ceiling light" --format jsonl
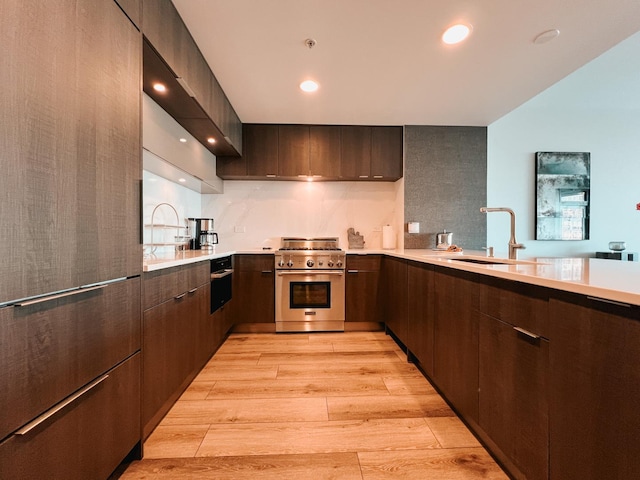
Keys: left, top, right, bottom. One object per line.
{"left": 300, "top": 80, "right": 319, "bottom": 93}
{"left": 207, "top": 137, "right": 216, "bottom": 144}
{"left": 442, "top": 24, "right": 472, "bottom": 45}
{"left": 152, "top": 83, "right": 167, "bottom": 93}
{"left": 533, "top": 29, "right": 560, "bottom": 45}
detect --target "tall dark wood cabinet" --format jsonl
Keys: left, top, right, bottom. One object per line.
{"left": 406, "top": 261, "right": 435, "bottom": 375}
{"left": 278, "top": 125, "right": 310, "bottom": 177}
{"left": 548, "top": 294, "right": 640, "bottom": 480}
{"left": 383, "top": 256, "right": 408, "bottom": 345}
{"left": 0, "top": 1, "right": 142, "bottom": 478}
{"left": 346, "top": 255, "right": 383, "bottom": 327}
{"left": 432, "top": 267, "right": 479, "bottom": 422}
{"left": 310, "top": 125, "right": 342, "bottom": 177}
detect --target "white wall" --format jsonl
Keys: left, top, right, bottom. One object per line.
{"left": 487, "top": 32, "right": 640, "bottom": 258}
{"left": 201, "top": 180, "right": 404, "bottom": 251}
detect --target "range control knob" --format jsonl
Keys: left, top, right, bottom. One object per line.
{"left": 278, "top": 259, "right": 285, "bottom": 267}
{"left": 336, "top": 260, "right": 343, "bottom": 268}
{"left": 307, "top": 259, "right": 314, "bottom": 268}
{"left": 287, "top": 260, "right": 294, "bottom": 267}
{"left": 327, "top": 260, "right": 334, "bottom": 267}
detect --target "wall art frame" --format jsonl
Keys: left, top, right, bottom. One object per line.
{"left": 535, "top": 151, "right": 590, "bottom": 240}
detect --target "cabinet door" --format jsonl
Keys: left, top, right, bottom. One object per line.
{"left": 549, "top": 296, "right": 640, "bottom": 480}
{"left": 115, "top": 0, "right": 142, "bottom": 28}
{"left": 245, "top": 124, "right": 279, "bottom": 177}
{"left": 407, "top": 261, "right": 434, "bottom": 374}
{"left": 0, "top": 353, "right": 140, "bottom": 480}
{"left": 142, "top": 287, "right": 207, "bottom": 438}
{"left": 341, "top": 126, "right": 371, "bottom": 179}
{"left": 278, "top": 125, "right": 310, "bottom": 177}
{"left": 371, "top": 126, "right": 403, "bottom": 179}
{"left": 383, "top": 256, "right": 408, "bottom": 344}
{"left": 1, "top": 0, "right": 141, "bottom": 303}
{"left": 433, "top": 268, "right": 479, "bottom": 422}
{"left": 0, "top": 278, "right": 141, "bottom": 441}
{"left": 310, "top": 125, "right": 341, "bottom": 178}
{"left": 479, "top": 314, "right": 548, "bottom": 480}
{"left": 231, "top": 255, "right": 275, "bottom": 324}
{"left": 346, "top": 255, "right": 383, "bottom": 325}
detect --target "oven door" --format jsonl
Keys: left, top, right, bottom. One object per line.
{"left": 275, "top": 270, "right": 345, "bottom": 332}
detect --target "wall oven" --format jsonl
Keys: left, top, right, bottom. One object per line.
{"left": 211, "top": 256, "right": 232, "bottom": 314}
{"left": 275, "top": 237, "right": 345, "bottom": 332}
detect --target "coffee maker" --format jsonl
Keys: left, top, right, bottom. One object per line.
{"left": 188, "top": 218, "right": 218, "bottom": 250}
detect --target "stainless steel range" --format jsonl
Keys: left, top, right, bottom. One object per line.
{"left": 275, "top": 237, "right": 346, "bottom": 332}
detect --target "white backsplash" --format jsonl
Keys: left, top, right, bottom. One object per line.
{"left": 202, "top": 180, "right": 404, "bottom": 251}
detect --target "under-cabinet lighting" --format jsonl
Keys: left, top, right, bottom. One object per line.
{"left": 152, "top": 82, "right": 167, "bottom": 93}
{"left": 178, "top": 178, "right": 186, "bottom": 183}
{"left": 207, "top": 137, "right": 216, "bottom": 144}
{"left": 179, "top": 138, "right": 187, "bottom": 143}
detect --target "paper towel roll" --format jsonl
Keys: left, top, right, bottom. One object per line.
{"left": 382, "top": 225, "right": 396, "bottom": 249}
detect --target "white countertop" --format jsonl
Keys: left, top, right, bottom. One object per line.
{"left": 143, "top": 247, "right": 640, "bottom": 306}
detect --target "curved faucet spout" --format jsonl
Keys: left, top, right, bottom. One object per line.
{"left": 480, "top": 207, "right": 525, "bottom": 259}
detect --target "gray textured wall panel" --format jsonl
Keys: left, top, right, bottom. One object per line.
{"left": 404, "top": 126, "right": 487, "bottom": 249}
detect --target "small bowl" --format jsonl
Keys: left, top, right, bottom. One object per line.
{"left": 608, "top": 241, "right": 626, "bottom": 252}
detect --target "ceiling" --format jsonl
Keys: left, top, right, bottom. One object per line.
{"left": 171, "top": 0, "right": 640, "bottom": 126}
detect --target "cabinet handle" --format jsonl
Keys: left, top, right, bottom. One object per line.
{"left": 175, "top": 293, "right": 186, "bottom": 300}
{"left": 211, "top": 269, "right": 233, "bottom": 280}
{"left": 513, "top": 326, "right": 540, "bottom": 340}
{"left": 187, "top": 288, "right": 197, "bottom": 294}
{"left": 14, "top": 374, "right": 109, "bottom": 436}
{"left": 261, "top": 270, "right": 273, "bottom": 274}
{"left": 347, "top": 270, "right": 359, "bottom": 273}
{"left": 13, "top": 284, "right": 107, "bottom": 307}
{"left": 373, "top": 175, "right": 383, "bottom": 179}
{"left": 586, "top": 296, "right": 631, "bottom": 308}
{"left": 358, "top": 175, "right": 369, "bottom": 179}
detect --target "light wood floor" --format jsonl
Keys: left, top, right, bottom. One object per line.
{"left": 120, "top": 332, "right": 508, "bottom": 479}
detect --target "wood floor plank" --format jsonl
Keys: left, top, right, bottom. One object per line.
{"left": 195, "top": 418, "right": 439, "bottom": 457}
{"left": 193, "top": 365, "right": 278, "bottom": 382}
{"left": 308, "top": 331, "right": 387, "bottom": 343}
{"left": 177, "top": 381, "right": 216, "bottom": 401}
{"left": 202, "top": 353, "right": 261, "bottom": 365}
{"left": 276, "top": 362, "right": 422, "bottom": 379}
{"left": 257, "top": 351, "right": 403, "bottom": 365}
{"left": 383, "top": 375, "right": 438, "bottom": 395}
{"left": 327, "top": 394, "right": 455, "bottom": 421}
{"left": 425, "top": 417, "right": 482, "bottom": 448}
{"left": 161, "top": 397, "right": 329, "bottom": 425}
{"left": 143, "top": 425, "right": 209, "bottom": 459}
{"left": 358, "top": 448, "right": 509, "bottom": 479}
{"left": 119, "top": 453, "right": 364, "bottom": 479}
{"left": 207, "top": 377, "right": 389, "bottom": 398}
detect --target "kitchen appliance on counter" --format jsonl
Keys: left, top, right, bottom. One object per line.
{"left": 211, "top": 256, "right": 233, "bottom": 314}
{"left": 188, "top": 218, "right": 218, "bottom": 250}
{"left": 275, "top": 237, "right": 346, "bottom": 332}
{"left": 435, "top": 230, "right": 453, "bottom": 250}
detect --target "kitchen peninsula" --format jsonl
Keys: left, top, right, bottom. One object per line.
{"left": 142, "top": 248, "right": 640, "bottom": 480}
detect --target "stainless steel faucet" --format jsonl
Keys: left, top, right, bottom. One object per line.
{"left": 480, "top": 207, "right": 526, "bottom": 260}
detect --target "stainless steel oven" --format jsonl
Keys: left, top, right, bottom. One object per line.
{"left": 275, "top": 237, "right": 345, "bottom": 332}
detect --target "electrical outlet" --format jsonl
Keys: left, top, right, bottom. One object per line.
{"left": 373, "top": 226, "right": 382, "bottom": 232}
{"left": 234, "top": 226, "right": 246, "bottom": 233}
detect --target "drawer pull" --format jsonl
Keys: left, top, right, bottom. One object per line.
{"left": 14, "top": 374, "right": 109, "bottom": 436}
{"left": 261, "top": 270, "right": 273, "bottom": 274}
{"left": 347, "top": 270, "right": 359, "bottom": 273}
{"left": 211, "top": 269, "right": 233, "bottom": 280}
{"left": 513, "top": 326, "right": 540, "bottom": 340}
{"left": 586, "top": 296, "right": 631, "bottom": 308}
{"left": 13, "top": 284, "right": 107, "bottom": 307}
{"left": 187, "top": 288, "right": 197, "bottom": 294}
{"left": 175, "top": 293, "right": 186, "bottom": 300}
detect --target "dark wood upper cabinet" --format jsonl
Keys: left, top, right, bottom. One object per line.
{"left": 115, "top": 0, "right": 141, "bottom": 28}
{"left": 371, "top": 126, "right": 403, "bottom": 179}
{"left": 341, "top": 126, "right": 372, "bottom": 179}
{"left": 310, "top": 125, "right": 341, "bottom": 178}
{"left": 246, "top": 124, "right": 279, "bottom": 177}
{"left": 278, "top": 125, "right": 310, "bottom": 177}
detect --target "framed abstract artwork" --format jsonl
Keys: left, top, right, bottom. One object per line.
{"left": 535, "top": 152, "right": 590, "bottom": 240}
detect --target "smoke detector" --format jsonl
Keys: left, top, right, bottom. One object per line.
{"left": 305, "top": 38, "right": 317, "bottom": 49}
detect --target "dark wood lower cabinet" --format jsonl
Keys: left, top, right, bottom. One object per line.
{"left": 406, "top": 261, "right": 434, "bottom": 375}
{"left": 230, "top": 255, "right": 275, "bottom": 326}
{"left": 0, "top": 353, "right": 141, "bottom": 480}
{"left": 479, "top": 314, "right": 548, "bottom": 480}
{"left": 549, "top": 295, "right": 640, "bottom": 480}
{"left": 346, "top": 255, "right": 383, "bottom": 326}
{"left": 432, "top": 267, "right": 479, "bottom": 422}
{"left": 383, "top": 256, "right": 408, "bottom": 345}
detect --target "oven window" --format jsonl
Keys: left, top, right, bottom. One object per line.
{"left": 290, "top": 282, "right": 331, "bottom": 309}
